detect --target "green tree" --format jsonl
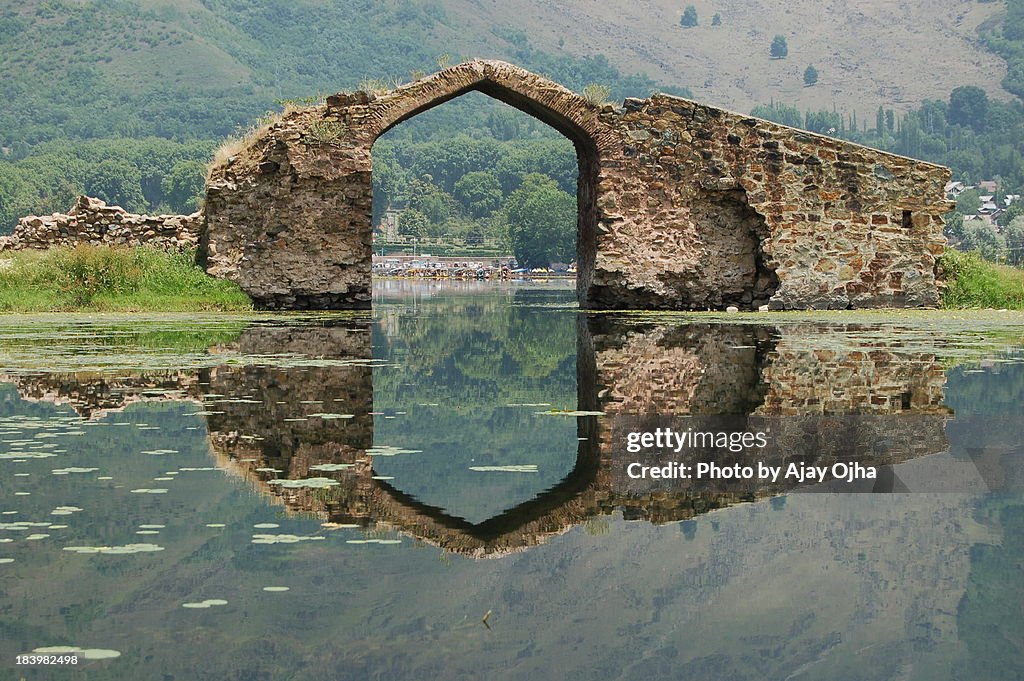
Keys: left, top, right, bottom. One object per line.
{"left": 711, "top": 13, "right": 721, "bottom": 26}
{"left": 453, "top": 171, "right": 503, "bottom": 218}
{"left": 961, "top": 221, "right": 1006, "bottom": 262}
{"left": 876, "top": 106, "right": 885, "bottom": 134}
{"left": 406, "top": 178, "right": 454, "bottom": 224}
{"left": 398, "top": 208, "right": 429, "bottom": 238}
{"left": 83, "top": 158, "right": 146, "bottom": 212}
{"left": 770, "top": 35, "right": 788, "bottom": 58}
{"left": 504, "top": 174, "right": 576, "bottom": 268}
{"left": 885, "top": 109, "right": 895, "bottom": 132}
{"left": 160, "top": 160, "right": 206, "bottom": 213}
{"left": 680, "top": 5, "right": 698, "bottom": 27}
{"left": 949, "top": 86, "right": 989, "bottom": 132}
{"left": 750, "top": 102, "right": 803, "bottom": 127}
{"left": 944, "top": 211, "right": 965, "bottom": 241}
{"left": 1005, "top": 215, "right": 1024, "bottom": 266}
{"left": 957, "top": 188, "right": 981, "bottom": 215}
{"left": 998, "top": 202, "right": 1024, "bottom": 228}
{"left": 803, "top": 65, "right": 818, "bottom": 86}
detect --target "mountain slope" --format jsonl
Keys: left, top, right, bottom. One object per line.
{"left": 441, "top": 0, "right": 1010, "bottom": 115}
{"left": 0, "top": 0, "right": 1013, "bottom": 150}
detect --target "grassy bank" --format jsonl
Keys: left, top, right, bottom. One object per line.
{"left": 941, "top": 249, "right": 1024, "bottom": 310}
{"left": 0, "top": 246, "right": 251, "bottom": 312}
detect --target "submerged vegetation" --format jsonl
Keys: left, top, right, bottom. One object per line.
{"left": 0, "top": 245, "right": 251, "bottom": 312}
{"left": 941, "top": 249, "right": 1024, "bottom": 310}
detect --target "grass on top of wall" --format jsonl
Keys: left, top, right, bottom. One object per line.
{"left": 0, "top": 245, "right": 252, "bottom": 312}
{"left": 941, "top": 249, "right": 1024, "bottom": 310}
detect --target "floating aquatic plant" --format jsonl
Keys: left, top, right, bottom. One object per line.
{"left": 251, "top": 533, "right": 325, "bottom": 545}
{"left": 63, "top": 543, "right": 164, "bottom": 555}
{"left": 469, "top": 465, "right": 539, "bottom": 473}
{"left": 266, "top": 477, "right": 339, "bottom": 489}
{"left": 366, "top": 446, "right": 422, "bottom": 456}
{"left": 182, "top": 599, "right": 228, "bottom": 609}
{"left": 31, "top": 646, "right": 120, "bottom": 660}
{"left": 308, "top": 463, "right": 353, "bottom": 472}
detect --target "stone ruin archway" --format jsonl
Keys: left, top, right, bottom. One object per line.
{"left": 201, "top": 60, "right": 952, "bottom": 310}
{"left": 201, "top": 60, "right": 608, "bottom": 309}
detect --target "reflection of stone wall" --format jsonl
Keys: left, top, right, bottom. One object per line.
{"left": 201, "top": 323, "right": 375, "bottom": 514}
{"left": 202, "top": 60, "right": 949, "bottom": 311}
{"left": 581, "top": 317, "right": 950, "bottom": 505}
{"left": 2, "top": 196, "right": 200, "bottom": 252}
{"left": 757, "top": 326, "right": 948, "bottom": 415}
{"left": 1, "top": 372, "right": 199, "bottom": 418}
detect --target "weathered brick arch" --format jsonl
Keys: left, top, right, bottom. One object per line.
{"left": 202, "top": 60, "right": 952, "bottom": 310}
{"left": 353, "top": 61, "right": 611, "bottom": 303}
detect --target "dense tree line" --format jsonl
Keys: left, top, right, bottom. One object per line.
{"left": 0, "top": 138, "right": 213, "bottom": 231}
{"left": 373, "top": 104, "right": 579, "bottom": 267}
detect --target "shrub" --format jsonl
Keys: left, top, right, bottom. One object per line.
{"left": 940, "top": 248, "right": 1024, "bottom": 309}
{"left": 0, "top": 245, "right": 252, "bottom": 312}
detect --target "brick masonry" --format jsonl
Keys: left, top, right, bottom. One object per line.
{"left": 202, "top": 60, "right": 953, "bottom": 310}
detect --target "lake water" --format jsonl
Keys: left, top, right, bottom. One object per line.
{"left": 1, "top": 280, "right": 1023, "bottom": 680}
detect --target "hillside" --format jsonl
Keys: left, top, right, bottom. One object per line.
{"left": 0, "top": 0, "right": 1013, "bottom": 150}
{"left": 441, "top": 0, "right": 1012, "bottom": 116}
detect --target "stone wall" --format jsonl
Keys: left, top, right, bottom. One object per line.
{"left": 202, "top": 60, "right": 952, "bottom": 310}
{"left": 2, "top": 196, "right": 201, "bottom": 252}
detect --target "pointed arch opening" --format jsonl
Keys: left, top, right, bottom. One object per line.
{"left": 361, "top": 64, "right": 602, "bottom": 302}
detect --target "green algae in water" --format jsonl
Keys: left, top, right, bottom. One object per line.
{"left": 251, "top": 533, "right": 326, "bottom": 545}
{"left": 182, "top": 599, "right": 228, "bottom": 609}
{"left": 366, "top": 445, "right": 422, "bottom": 456}
{"left": 32, "top": 646, "right": 121, "bottom": 660}
{"left": 266, "top": 477, "right": 339, "bottom": 489}
{"left": 51, "top": 467, "right": 99, "bottom": 474}
{"left": 63, "top": 543, "right": 165, "bottom": 555}
{"left": 469, "top": 465, "right": 539, "bottom": 473}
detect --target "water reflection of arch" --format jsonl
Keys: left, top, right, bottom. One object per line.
{"left": 2, "top": 315, "right": 954, "bottom": 558}
{"left": 200, "top": 317, "right": 951, "bottom": 557}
